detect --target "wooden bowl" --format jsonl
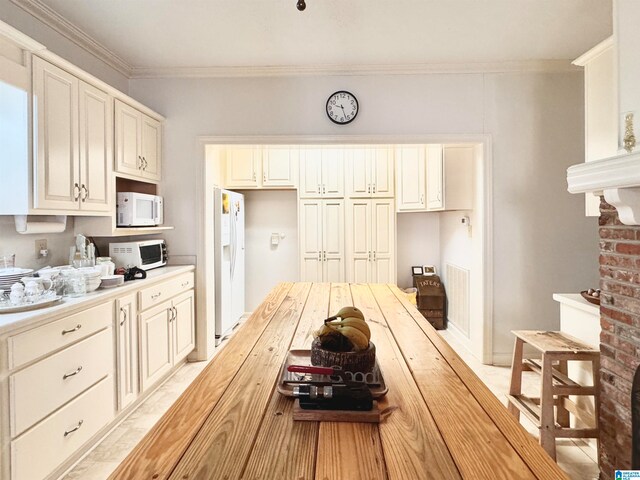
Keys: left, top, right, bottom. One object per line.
{"left": 580, "top": 290, "right": 601, "bottom": 306}
{"left": 310, "top": 339, "right": 376, "bottom": 373}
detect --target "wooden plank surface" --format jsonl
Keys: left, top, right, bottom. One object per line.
{"left": 168, "top": 283, "right": 311, "bottom": 480}
{"left": 388, "top": 285, "right": 569, "bottom": 480}
{"left": 512, "top": 330, "right": 599, "bottom": 354}
{"left": 242, "top": 283, "right": 331, "bottom": 480}
{"left": 351, "top": 283, "right": 461, "bottom": 480}
{"left": 108, "top": 282, "right": 294, "bottom": 480}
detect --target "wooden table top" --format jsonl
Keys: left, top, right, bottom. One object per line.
{"left": 110, "top": 283, "right": 568, "bottom": 480}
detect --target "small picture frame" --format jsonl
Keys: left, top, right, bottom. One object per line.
{"left": 423, "top": 265, "right": 437, "bottom": 276}
{"left": 411, "top": 266, "right": 423, "bottom": 276}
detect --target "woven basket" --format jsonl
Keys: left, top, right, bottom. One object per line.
{"left": 310, "top": 339, "right": 376, "bottom": 373}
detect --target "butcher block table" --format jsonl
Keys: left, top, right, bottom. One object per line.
{"left": 110, "top": 283, "right": 568, "bottom": 480}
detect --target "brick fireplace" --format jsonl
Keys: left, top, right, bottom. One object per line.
{"left": 598, "top": 198, "right": 640, "bottom": 478}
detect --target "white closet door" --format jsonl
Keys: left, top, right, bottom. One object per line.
{"left": 346, "top": 199, "right": 372, "bottom": 283}
{"left": 321, "top": 148, "right": 344, "bottom": 197}
{"left": 396, "top": 146, "right": 426, "bottom": 211}
{"left": 299, "top": 200, "right": 323, "bottom": 281}
{"left": 370, "top": 147, "right": 394, "bottom": 198}
{"left": 322, "top": 199, "right": 345, "bottom": 282}
{"left": 371, "top": 199, "right": 395, "bottom": 283}
{"left": 346, "top": 148, "right": 370, "bottom": 197}
{"left": 226, "top": 146, "right": 260, "bottom": 188}
{"left": 299, "top": 148, "right": 323, "bottom": 197}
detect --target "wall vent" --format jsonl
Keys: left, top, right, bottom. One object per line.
{"left": 445, "top": 263, "right": 470, "bottom": 337}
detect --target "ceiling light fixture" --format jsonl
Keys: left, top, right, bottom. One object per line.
{"left": 296, "top": 0, "right": 306, "bottom": 11}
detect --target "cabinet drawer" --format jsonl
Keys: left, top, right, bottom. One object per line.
{"left": 11, "top": 376, "right": 114, "bottom": 480}
{"left": 10, "top": 328, "right": 113, "bottom": 437}
{"left": 139, "top": 272, "right": 194, "bottom": 311}
{"left": 8, "top": 301, "right": 113, "bottom": 370}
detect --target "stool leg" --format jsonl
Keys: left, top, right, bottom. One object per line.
{"left": 556, "top": 360, "right": 570, "bottom": 428}
{"left": 508, "top": 337, "right": 525, "bottom": 420}
{"left": 540, "top": 354, "right": 557, "bottom": 460}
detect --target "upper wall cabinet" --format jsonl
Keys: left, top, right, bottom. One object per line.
{"left": 262, "top": 146, "right": 298, "bottom": 187}
{"left": 115, "top": 99, "right": 162, "bottom": 183}
{"left": 224, "top": 146, "right": 298, "bottom": 189}
{"left": 33, "top": 57, "right": 112, "bottom": 213}
{"left": 395, "top": 146, "right": 426, "bottom": 211}
{"left": 299, "top": 147, "right": 344, "bottom": 198}
{"left": 346, "top": 147, "right": 394, "bottom": 198}
{"left": 225, "top": 146, "right": 261, "bottom": 188}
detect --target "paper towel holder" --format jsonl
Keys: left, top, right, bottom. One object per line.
{"left": 14, "top": 215, "right": 67, "bottom": 235}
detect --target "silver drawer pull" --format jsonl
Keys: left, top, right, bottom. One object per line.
{"left": 64, "top": 420, "right": 83, "bottom": 437}
{"left": 63, "top": 366, "right": 83, "bottom": 380}
{"left": 151, "top": 292, "right": 162, "bottom": 300}
{"left": 120, "top": 307, "right": 128, "bottom": 326}
{"left": 181, "top": 281, "right": 189, "bottom": 287}
{"left": 61, "top": 324, "right": 82, "bottom": 335}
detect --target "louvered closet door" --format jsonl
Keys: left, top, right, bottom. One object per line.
{"left": 346, "top": 199, "right": 372, "bottom": 283}
{"left": 299, "top": 200, "right": 323, "bottom": 282}
{"left": 322, "top": 199, "right": 345, "bottom": 282}
{"left": 371, "top": 199, "right": 396, "bottom": 283}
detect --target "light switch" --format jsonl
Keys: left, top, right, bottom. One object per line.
{"left": 271, "top": 233, "right": 280, "bottom": 246}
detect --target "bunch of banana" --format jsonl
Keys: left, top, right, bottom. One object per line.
{"left": 314, "top": 306, "right": 371, "bottom": 352}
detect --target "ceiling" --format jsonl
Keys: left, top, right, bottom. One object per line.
{"left": 32, "top": 0, "right": 612, "bottom": 72}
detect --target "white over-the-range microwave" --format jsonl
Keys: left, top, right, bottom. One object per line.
{"left": 117, "top": 192, "right": 164, "bottom": 227}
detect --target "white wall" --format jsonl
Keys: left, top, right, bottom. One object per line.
{"left": 396, "top": 212, "right": 440, "bottom": 288}
{"left": 243, "top": 190, "right": 298, "bottom": 311}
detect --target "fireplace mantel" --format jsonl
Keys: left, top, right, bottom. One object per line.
{"left": 567, "top": 152, "right": 640, "bottom": 224}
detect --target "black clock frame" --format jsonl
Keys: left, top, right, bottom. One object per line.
{"left": 326, "top": 91, "right": 358, "bottom": 125}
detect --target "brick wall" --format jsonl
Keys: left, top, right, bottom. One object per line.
{"left": 599, "top": 199, "right": 640, "bottom": 478}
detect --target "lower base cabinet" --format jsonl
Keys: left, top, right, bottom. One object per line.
{"left": 116, "top": 293, "right": 138, "bottom": 411}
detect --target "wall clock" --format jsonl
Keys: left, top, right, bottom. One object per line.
{"left": 326, "top": 91, "right": 358, "bottom": 125}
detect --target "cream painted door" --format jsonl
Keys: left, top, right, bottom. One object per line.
{"left": 371, "top": 199, "right": 396, "bottom": 283}
{"left": 114, "top": 99, "right": 142, "bottom": 176}
{"left": 322, "top": 199, "right": 345, "bottom": 282}
{"left": 396, "top": 146, "right": 426, "bottom": 211}
{"left": 321, "top": 148, "right": 344, "bottom": 197}
{"left": 426, "top": 144, "right": 444, "bottom": 211}
{"left": 141, "top": 114, "right": 161, "bottom": 181}
{"left": 33, "top": 57, "right": 79, "bottom": 210}
{"left": 139, "top": 302, "right": 173, "bottom": 392}
{"left": 116, "top": 293, "right": 138, "bottom": 410}
{"left": 346, "top": 199, "right": 372, "bottom": 283}
{"left": 346, "top": 148, "right": 370, "bottom": 197}
{"left": 78, "top": 80, "right": 112, "bottom": 212}
{"left": 299, "top": 148, "right": 323, "bottom": 197}
{"left": 299, "top": 200, "right": 323, "bottom": 281}
{"left": 370, "top": 147, "right": 394, "bottom": 198}
{"left": 226, "top": 146, "right": 260, "bottom": 188}
{"left": 263, "top": 146, "right": 298, "bottom": 187}
{"left": 173, "top": 290, "right": 195, "bottom": 363}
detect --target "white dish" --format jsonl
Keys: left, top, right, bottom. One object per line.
{"left": 0, "top": 296, "right": 62, "bottom": 314}
{"left": 99, "top": 275, "right": 124, "bottom": 289}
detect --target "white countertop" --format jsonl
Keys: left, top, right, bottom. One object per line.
{"left": 552, "top": 293, "right": 600, "bottom": 316}
{"left": 0, "top": 265, "right": 195, "bottom": 336}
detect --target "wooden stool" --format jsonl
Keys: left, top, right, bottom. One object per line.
{"left": 506, "top": 330, "right": 600, "bottom": 460}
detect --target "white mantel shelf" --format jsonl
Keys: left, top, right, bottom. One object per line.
{"left": 567, "top": 152, "right": 640, "bottom": 224}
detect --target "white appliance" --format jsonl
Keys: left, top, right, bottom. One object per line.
{"left": 214, "top": 188, "right": 245, "bottom": 345}
{"left": 109, "top": 240, "right": 168, "bottom": 270}
{"left": 117, "top": 192, "right": 164, "bottom": 227}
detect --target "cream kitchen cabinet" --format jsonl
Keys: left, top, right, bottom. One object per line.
{"left": 225, "top": 146, "right": 261, "bottom": 188}
{"left": 299, "top": 199, "right": 345, "bottom": 282}
{"left": 299, "top": 147, "right": 345, "bottom": 198}
{"left": 115, "top": 99, "right": 162, "bottom": 182}
{"left": 426, "top": 144, "right": 444, "bottom": 210}
{"left": 224, "top": 146, "right": 298, "bottom": 189}
{"left": 116, "top": 293, "right": 138, "bottom": 411}
{"left": 428, "top": 145, "right": 474, "bottom": 211}
{"left": 262, "top": 146, "right": 298, "bottom": 187}
{"left": 395, "top": 146, "right": 426, "bottom": 211}
{"left": 346, "top": 199, "right": 396, "bottom": 283}
{"left": 33, "top": 57, "right": 113, "bottom": 212}
{"left": 346, "top": 147, "right": 394, "bottom": 198}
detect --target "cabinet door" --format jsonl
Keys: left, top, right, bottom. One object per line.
{"left": 78, "top": 80, "right": 112, "bottom": 212}
{"left": 141, "top": 114, "right": 162, "bottom": 181}
{"left": 396, "top": 146, "right": 426, "bottom": 211}
{"left": 114, "top": 99, "right": 142, "bottom": 176}
{"left": 442, "top": 145, "right": 474, "bottom": 211}
{"left": 33, "top": 57, "right": 79, "bottom": 210}
{"left": 262, "top": 146, "right": 298, "bottom": 188}
{"left": 299, "top": 200, "right": 323, "bottom": 282}
{"left": 173, "top": 290, "right": 195, "bottom": 363}
{"left": 371, "top": 199, "right": 396, "bottom": 283}
{"left": 322, "top": 199, "right": 345, "bottom": 282}
{"left": 116, "top": 293, "right": 138, "bottom": 410}
{"left": 346, "top": 148, "right": 370, "bottom": 198}
{"left": 226, "top": 147, "right": 260, "bottom": 188}
{"left": 426, "top": 144, "right": 444, "bottom": 210}
{"left": 345, "top": 199, "right": 371, "bottom": 283}
{"left": 299, "top": 148, "right": 323, "bottom": 197}
{"left": 371, "top": 147, "right": 394, "bottom": 198}
{"left": 139, "top": 303, "right": 172, "bottom": 392}
{"left": 321, "top": 148, "right": 345, "bottom": 197}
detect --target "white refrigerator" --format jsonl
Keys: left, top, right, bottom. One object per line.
{"left": 214, "top": 188, "right": 245, "bottom": 345}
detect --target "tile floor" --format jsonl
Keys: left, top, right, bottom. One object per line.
{"left": 64, "top": 329, "right": 600, "bottom": 479}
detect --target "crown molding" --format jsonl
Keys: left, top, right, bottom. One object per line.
{"left": 130, "top": 60, "right": 579, "bottom": 79}
{"left": 572, "top": 35, "right": 615, "bottom": 66}
{"left": 9, "top": 0, "right": 132, "bottom": 77}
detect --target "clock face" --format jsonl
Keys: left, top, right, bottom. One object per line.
{"left": 326, "top": 91, "right": 358, "bottom": 125}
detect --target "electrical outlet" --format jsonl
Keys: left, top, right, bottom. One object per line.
{"left": 35, "top": 239, "right": 47, "bottom": 258}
